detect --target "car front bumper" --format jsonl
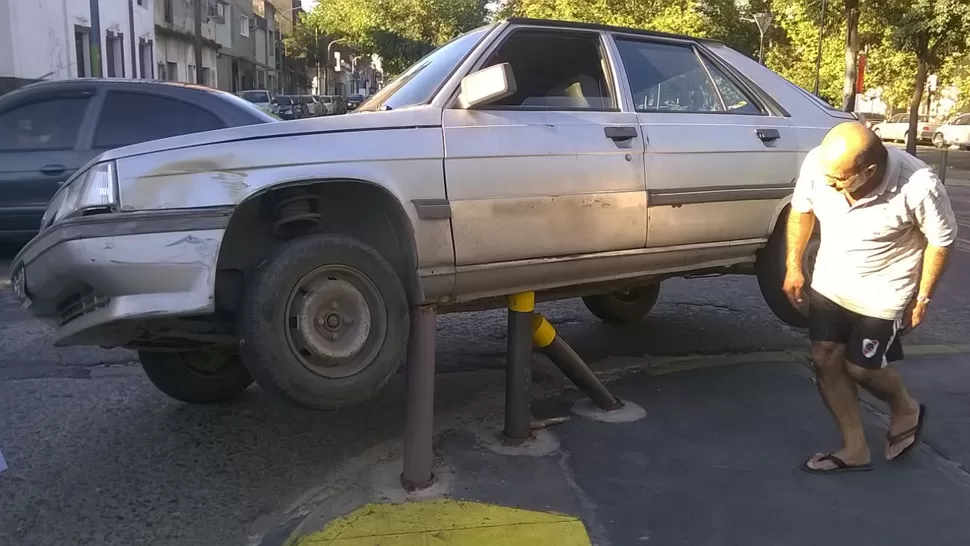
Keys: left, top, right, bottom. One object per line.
{"left": 10, "top": 208, "right": 232, "bottom": 347}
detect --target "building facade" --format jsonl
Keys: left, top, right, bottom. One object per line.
{"left": 0, "top": 0, "right": 156, "bottom": 94}
{"left": 154, "top": 0, "right": 219, "bottom": 86}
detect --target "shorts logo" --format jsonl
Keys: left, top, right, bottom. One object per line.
{"left": 862, "top": 338, "right": 880, "bottom": 359}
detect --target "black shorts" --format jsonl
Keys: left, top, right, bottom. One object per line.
{"left": 808, "top": 289, "right": 903, "bottom": 370}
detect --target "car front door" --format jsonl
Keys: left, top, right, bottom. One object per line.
{"left": 610, "top": 35, "right": 798, "bottom": 247}
{"left": 886, "top": 113, "right": 907, "bottom": 141}
{"left": 443, "top": 27, "right": 647, "bottom": 276}
{"left": 944, "top": 114, "right": 970, "bottom": 147}
{"left": 0, "top": 87, "right": 98, "bottom": 238}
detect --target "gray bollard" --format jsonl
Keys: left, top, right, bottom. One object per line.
{"left": 503, "top": 292, "right": 535, "bottom": 444}
{"left": 401, "top": 305, "right": 437, "bottom": 491}
{"left": 940, "top": 147, "right": 949, "bottom": 185}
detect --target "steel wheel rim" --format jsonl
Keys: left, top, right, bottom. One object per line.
{"left": 283, "top": 265, "right": 387, "bottom": 379}
{"left": 933, "top": 134, "right": 944, "bottom": 148}
{"left": 182, "top": 349, "right": 235, "bottom": 376}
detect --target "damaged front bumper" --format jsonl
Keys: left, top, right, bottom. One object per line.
{"left": 10, "top": 207, "right": 233, "bottom": 347}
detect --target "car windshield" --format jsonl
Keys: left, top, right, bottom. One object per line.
{"left": 274, "top": 96, "right": 293, "bottom": 105}
{"left": 356, "top": 25, "right": 493, "bottom": 112}
{"left": 240, "top": 90, "right": 270, "bottom": 103}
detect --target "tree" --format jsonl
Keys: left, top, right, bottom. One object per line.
{"left": 841, "top": 0, "right": 859, "bottom": 112}
{"left": 888, "top": 0, "right": 970, "bottom": 154}
{"left": 288, "top": 0, "right": 488, "bottom": 76}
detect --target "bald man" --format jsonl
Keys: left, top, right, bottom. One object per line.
{"left": 784, "top": 121, "right": 957, "bottom": 473}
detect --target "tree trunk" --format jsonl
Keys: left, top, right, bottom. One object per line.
{"left": 907, "top": 56, "right": 928, "bottom": 156}
{"left": 841, "top": 1, "right": 859, "bottom": 112}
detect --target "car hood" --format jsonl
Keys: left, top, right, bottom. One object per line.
{"left": 96, "top": 107, "right": 442, "bottom": 162}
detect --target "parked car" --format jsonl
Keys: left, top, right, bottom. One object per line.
{"left": 313, "top": 95, "right": 331, "bottom": 115}
{"left": 932, "top": 112, "right": 970, "bottom": 149}
{"left": 273, "top": 96, "right": 304, "bottom": 120}
{"left": 238, "top": 89, "right": 276, "bottom": 116}
{"left": 12, "top": 18, "right": 854, "bottom": 410}
{"left": 346, "top": 93, "right": 365, "bottom": 110}
{"left": 0, "top": 79, "right": 275, "bottom": 241}
{"left": 331, "top": 95, "right": 348, "bottom": 115}
{"left": 855, "top": 111, "right": 885, "bottom": 129}
{"left": 302, "top": 95, "right": 323, "bottom": 117}
{"left": 871, "top": 113, "right": 939, "bottom": 145}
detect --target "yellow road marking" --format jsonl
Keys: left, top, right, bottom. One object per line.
{"left": 295, "top": 499, "right": 591, "bottom": 546}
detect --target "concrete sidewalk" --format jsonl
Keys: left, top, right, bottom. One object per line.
{"left": 282, "top": 352, "right": 970, "bottom": 546}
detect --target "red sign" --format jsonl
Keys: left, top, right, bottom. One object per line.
{"left": 856, "top": 53, "right": 867, "bottom": 93}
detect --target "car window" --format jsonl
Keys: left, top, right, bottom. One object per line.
{"left": 0, "top": 96, "right": 91, "bottom": 151}
{"left": 478, "top": 29, "right": 616, "bottom": 110}
{"left": 955, "top": 115, "right": 969, "bottom": 126}
{"left": 615, "top": 39, "right": 761, "bottom": 115}
{"left": 890, "top": 114, "right": 906, "bottom": 122}
{"left": 240, "top": 90, "right": 270, "bottom": 103}
{"left": 93, "top": 91, "right": 225, "bottom": 149}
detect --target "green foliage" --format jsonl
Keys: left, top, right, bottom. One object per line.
{"left": 288, "top": 0, "right": 488, "bottom": 75}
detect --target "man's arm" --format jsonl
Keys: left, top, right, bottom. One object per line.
{"left": 906, "top": 176, "right": 958, "bottom": 330}
{"left": 783, "top": 210, "right": 817, "bottom": 306}
{"left": 916, "top": 244, "right": 951, "bottom": 301}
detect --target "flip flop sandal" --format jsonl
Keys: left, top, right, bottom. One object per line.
{"left": 800, "top": 453, "right": 873, "bottom": 474}
{"left": 887, "top": 404, "right": 927, "bottom": 462}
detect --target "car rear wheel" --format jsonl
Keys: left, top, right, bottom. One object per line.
{"left": 582, "top": 284, "right": 661, "bottom": 324}
{"left": 238, "top": 233, "right": 409, "bottom": 410}
{"left": 933, "top": 133, "right": 945, "bottom": 149}
{"left": 139, "top": 349, "right": 253, "bottom": 403}
{"left": 756, "top": 208, "right": 820, "bottom": 329}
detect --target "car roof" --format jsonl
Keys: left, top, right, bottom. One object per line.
{"left": 7, "top": 78, "right": 240, "bottom": 98}
{"left": 505, "top": 17, "right": 722, "bottom": 45}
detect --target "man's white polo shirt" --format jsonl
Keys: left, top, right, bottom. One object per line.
{"left": 791, "top": 145, "right": 958, "bottom": 321}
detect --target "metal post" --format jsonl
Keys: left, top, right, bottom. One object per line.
{"left": 940, "top": 148, "right": 949, "bottom": 185}
{"left": 504, "top": 292, "right": 535, "bottom": 443}
{"left": 401, "top": 305, "right": 437, "bottom": 491}
{"left": 194, "top": 0, "right": 204, "bottom": 85}
{"left": 89, "top": 0, "right": 103, "bottom": 77}
{"left": 532, "top": 315, "right": 622, "bottom": 411}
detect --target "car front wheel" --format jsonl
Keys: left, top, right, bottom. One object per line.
{"left": 238, "top": 233, "right": 409, "bottom": 410}
{"left": 582, "top": 284, "right": 661, "bottom": 324}
{"left": 139, "top": 349, "right": 253, "bottom": 403}
{"left": 756, "top": 209, "right": 820, "bottom": 329}
{"left": 933, "top": 133, "right": 946, "bottom": 149}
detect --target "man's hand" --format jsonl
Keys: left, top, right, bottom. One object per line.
{"left": 903, "top": 298, "right": 929, "bottom": 333}
{"left": 783, "top": 269, "right": 807, "bottom": 309}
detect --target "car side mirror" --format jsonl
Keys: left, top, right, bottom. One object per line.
{"left": 457, "top": 63, "right": 516, "bottom": 110}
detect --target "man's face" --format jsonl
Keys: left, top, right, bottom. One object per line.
{"left": 821, "top": 157, "right": 877, "bottom": 194}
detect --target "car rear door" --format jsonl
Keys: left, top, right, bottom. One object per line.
{"left": 443, "top": 27, "right": 647, "bottom": 268}
{"left": 0, "top": 86, "right": 98, "bottom": 237}
{"left": 609, "top": 34, "right": 798, "bottom": 247}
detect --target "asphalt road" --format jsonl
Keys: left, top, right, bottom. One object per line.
{"left": 1, "top": 165, "right": 969, "bottom": 546}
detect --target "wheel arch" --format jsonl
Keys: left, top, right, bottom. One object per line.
{"left": 213, "top": 177, "right": 423, "bottom": 312}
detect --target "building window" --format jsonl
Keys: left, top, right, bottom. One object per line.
{"left": 164, "top": 0, "right": 173, "bottom": 23}
{"left": 106, "top": 32, "right": 124, "bottom": 77}
{"left": 166, "top": 61, "right": 179, "bottom": 81}
{"left": 74, "top": 26, "right": 91, "bottom": 77}
{"left": 188, "top": 65, "right": 196, "bottom": 83}
{"left": 202, "top": 67, "right": 212, "bottom": 87}
{"left": 240, "top": 15, "right": 250, "bottom": 37}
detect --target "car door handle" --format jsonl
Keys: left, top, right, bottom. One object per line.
{"left": 756, "top": 128, "right": 781, "bottom": 143}
{"left": 605, "top": 126, "right": 639, "bottom": 142}
{"left": 40, "top": 164, "right": 66, "bottom": 176}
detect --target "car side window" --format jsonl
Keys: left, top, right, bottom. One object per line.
{"left": 0, "top": 96, "right": 91, "bottom": 152}
{"left": 93, "top": 91, "right": 225, "bottom": 149}
{"left": 890, "top": 114, "right": 907, "bottom": 123}
{"left": 478, "top": 29, "right": 616, "bottom": 110}
{"left": 615, "top": 38, "right": 763, "bottom": 115}
{"left": 955, "top": 115, "right": 969, "bottom": 126}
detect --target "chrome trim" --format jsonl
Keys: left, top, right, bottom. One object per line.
{"left": 648, "top": 184, "right": 794, "bottom": 206}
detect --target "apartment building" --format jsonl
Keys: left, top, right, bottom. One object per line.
{"left": 0, "top": 0, "right": 156, "bottom": 95}
{"left": 154, "top": 0, "right": 219, "bottom": 86}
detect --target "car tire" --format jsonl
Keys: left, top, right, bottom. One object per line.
{"left": 933, "top": 133, "right": 945, "bottom": 149}
{"left": 139, "top": 350, "right": 253, "bottom": 403}
{"left": 582, "top": 284, "right": 661, "bottom": 324}
{"left": 238, "top": 233, "right": 409, "bottom": 410}
{"left": 755, "top": 208, "right": 820, "bottom": 329}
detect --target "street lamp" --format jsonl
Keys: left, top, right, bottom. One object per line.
{"left": 742, "top": 12, "right": 773, "bottom": 65}
{"left": 813, "top": 0, "right": 828, "bottom": 96}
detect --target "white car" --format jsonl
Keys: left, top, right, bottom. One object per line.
{"left": 933, "top": 113, "right": 970, "bottom": 149}
{"left": 872, "top": 113, "right": 939, "bottom": 145}
{"left": 237, "top": 89, "right": 277, "bottom": 116}
{"left": 11, "top": 18, "right": 853, "bottom": 410}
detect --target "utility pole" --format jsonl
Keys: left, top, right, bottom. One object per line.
{"left": 813, "top": 0, "right": 827, "bottom": 96}
{"left": 325, "top": 38, "right": 346, "bottom": 95}
{"left": 89, "top": 0, "right": 103, "bottom": 77}
{"left": 315, "top": 28, "right": 321, "bottom": 94}
{"left": 194, "top": 0, "right": 205, "bottom": 85}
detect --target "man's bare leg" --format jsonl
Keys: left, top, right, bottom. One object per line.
{"left": 846, "top": 363, "right": 920, "bottom": 459}
{"left": 806, "top": 341, "right": 871, "bottom": 469}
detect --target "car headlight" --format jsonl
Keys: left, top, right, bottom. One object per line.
{"left": 41, "top": 161, "right": 118, "bottom": 228}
